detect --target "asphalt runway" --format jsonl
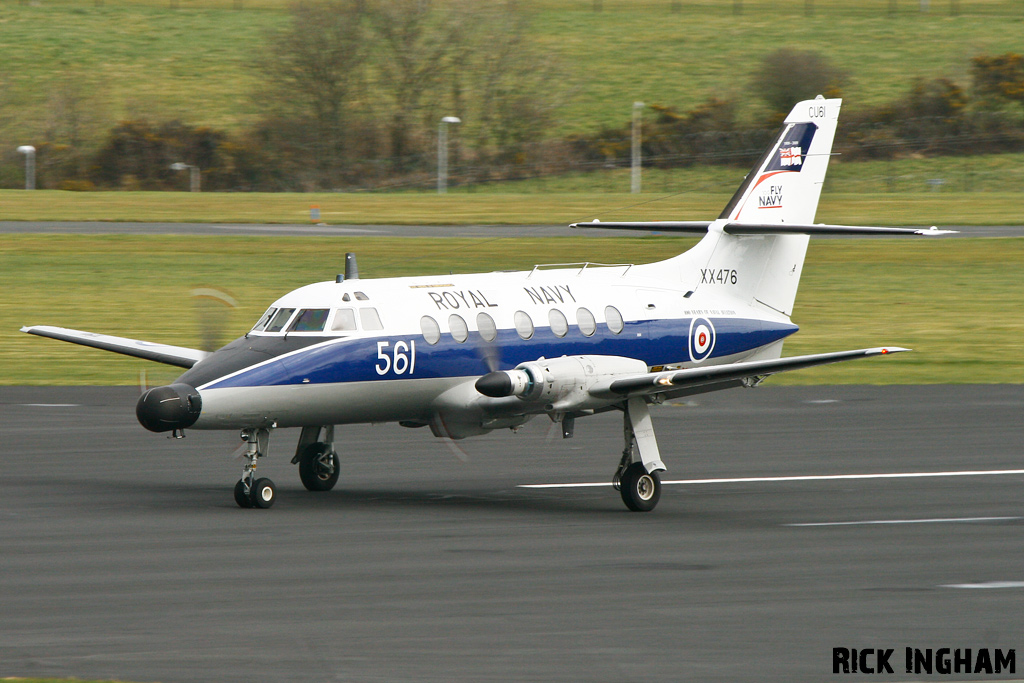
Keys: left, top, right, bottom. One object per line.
{"left": 2, "top": 384, "right": 1023, "bottom": 682}
{"left": 2, "top": 220, "right": 1024, "bottom": 238}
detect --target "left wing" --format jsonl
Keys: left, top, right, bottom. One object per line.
{"left": 21, "top": 325, "right": 207, "bottom": 368}
{"left": 589, "top": 347, "right": 909, "bottom": 400}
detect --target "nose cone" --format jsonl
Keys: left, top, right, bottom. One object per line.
{"left": 475, "top": 371, "right": 514, "bottom": 398}
{"left": 136, "top": 383, "right": 202, "bottom": 432}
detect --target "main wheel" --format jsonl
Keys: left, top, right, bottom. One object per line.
{"left": 250, "top": 477, "right": 277, "bottom": 508}
{"left": 234, "top": 479, "right": 252, "bottom": 508}
{"left": 298, "top": 442, "right": 341, "bottom": 492}
{"left": 619, "top": 462, "right": 661, "bottom": 512}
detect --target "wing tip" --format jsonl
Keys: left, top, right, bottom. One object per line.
{"left": 872, "top": 346, "right": 912, "bottom": 355}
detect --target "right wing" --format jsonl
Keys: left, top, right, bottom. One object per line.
{"left": 21, "top": 325, "right": 207, "bottom": 369}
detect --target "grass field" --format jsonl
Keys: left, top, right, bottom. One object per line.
{"left": 4, "top": 234, "right": 1022, "bottom": 386}
{"left": 2, "top": 0, "right": 1022, "bottom": 148}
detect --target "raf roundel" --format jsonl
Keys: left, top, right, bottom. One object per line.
{"left": 688, "top": 317, "right": 716, "bottom": 363}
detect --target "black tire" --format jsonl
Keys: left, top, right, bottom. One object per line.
{"left": 234, "top": 479, "right": 252, "bottom": 508}
{"left": 250, "top": 477, "right": 276, "bottom": 508}
{"left": 619, "top": 462, "right": 661, "bottom": 512}
{"left": 298, "top": 442, "right": 341, "bottom": 492}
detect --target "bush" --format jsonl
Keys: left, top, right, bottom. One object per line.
{"left": 972, "top": 53, "right": 1024, "bottom": 104}
{"left": 88, "top": 120, "right": 253, "bottom": 191}
{"left": 749, "top": 48, "right": 848, "bottom": 119}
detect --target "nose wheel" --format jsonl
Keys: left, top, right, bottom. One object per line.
{"left": 235, "top": 427, "right": 276, "bottom": 509}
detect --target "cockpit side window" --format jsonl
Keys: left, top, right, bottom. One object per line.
{"left": 332, "top": 308, "right": 357, "bottom": 332}
{"left": 360, "top": 307, "right": 384, "bottom": 331}
{"left": 265, "top": 308, "right": 296, "bottom": 333}
{"left": 252, "top": 307, "right": 277, "bottom": 332}
{"left": 288, "top": 309, "right": 329, "bottom": 333}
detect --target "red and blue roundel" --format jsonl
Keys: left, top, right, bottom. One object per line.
{"left": 688, "top": 317, "right": 716, "bottom": 363}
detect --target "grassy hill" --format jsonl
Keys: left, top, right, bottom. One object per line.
{"left": 2, "top": 0, "right": 1022, "bottom": 148}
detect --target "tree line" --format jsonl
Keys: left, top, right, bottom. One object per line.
{"left": 7, "top": 2, "right": 1024, "bottom": 191}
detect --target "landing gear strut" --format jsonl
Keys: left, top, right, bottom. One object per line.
{"left": 235, "top": 427, "right": 276, "bottom": 509}
{"left": 612, "top": 397, "right": 666, "bottom": 512}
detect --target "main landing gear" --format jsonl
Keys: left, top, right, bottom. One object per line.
{"left": 234, "top": 427, "right": 276, "bottom": 509}
{"left": 612, "top": 397, "right": 666, "bottom": 512}
{"left": 291, "top": 425, "right": 341, "bottom": 492}
{"left": 233, "top": 425, "right": 342, "bottom": 509}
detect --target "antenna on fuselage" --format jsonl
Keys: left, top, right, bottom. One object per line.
{"left": 337, "top": 252, "right": 359, "bottom": 283}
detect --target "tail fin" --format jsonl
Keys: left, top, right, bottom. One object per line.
{"left": 696, "top": 97, "right": 841, "bottom": 317}
{"left": 721, "top": 96, "right": 841, "bottom": 225}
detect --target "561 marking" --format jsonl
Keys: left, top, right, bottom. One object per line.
{"left": 376, "top": 340, "right": 417, "bottom": 376}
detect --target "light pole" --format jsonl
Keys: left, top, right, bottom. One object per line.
{"left": 631, "top": 102, "right": 644, "bottom": 194}
{"left": 437, "top": 116, "right": 461, "bottom": 194}
{"left": 17, "top": 146, "right": 36, "bottom": 190}
{"left": 171, "top": 162, "right": 200, "bottom": 192}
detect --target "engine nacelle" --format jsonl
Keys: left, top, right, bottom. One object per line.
{"left": 474, "top": 355, "right": 648, "bottom": 412}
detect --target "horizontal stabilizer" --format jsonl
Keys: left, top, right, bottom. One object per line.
{"left": 570, "top": 221, "right": 713, "bottom": 233}
{"left": 589, "top": 347, "right": 909, "bottom": 400}
{"left": 570, "top": 221, "right": 956, "bottom": 236}
{"left": 20, "top": 325, "right": 207, "bottom": 368}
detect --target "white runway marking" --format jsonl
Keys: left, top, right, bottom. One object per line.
{"left": 20, "top": 403, "right": 81, "bottom": 408}
{"left": 519, "top": 469, "right": 1024, "bottom": 489}
{"left": 787, "top": 516, "right": 1021, "bottom": 527}
{"left": 942, "top": 581, "right": 1024, "bottom": 589}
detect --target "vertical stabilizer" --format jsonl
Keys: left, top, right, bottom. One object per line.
{"left": 695, "top": 97, "right": 841, "bottom": 317}
{"left": 720, "top": 97, "right": 841, "bottom": 225}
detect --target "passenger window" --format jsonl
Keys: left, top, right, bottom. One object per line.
{"left": 252, "top": 307, "right": 277, "bottom": 332}
{"left": 577, "top": 307, "right": 596, "bottom": 337}
{"left": 360, "top": 307, "right": 384, "bottom": 331}
{"left": 605, "top": 306, "right": 624, "bottom": 334}
{"left": 548, "top": 309, "right": 568, "bottom": 338}
{"left": 288, "top": 309, "right": 329, "bottom": 333}
{"left": 514, "top": 311, "right": 534, "bottom": 340}
{"left": 449, "top": 314, "right": 469, "bottom": 343}
{"left": 477, "top": 312, "right": 497, "bottom": 342}
{"left": 421, "top": 316, "right": 441, "bottom": 345}
{"left": 266, "top": 308, "right": 296, "bottom": 333}
{"left": 354, "top": 291, "right": 369, "bottom": 301}
{"left": 332, "top": 308, "right": 357, "bottom": 332}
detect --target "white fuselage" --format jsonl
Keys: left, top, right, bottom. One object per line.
{"left": 182, "top": 255, "right": 798, "bottom": 432}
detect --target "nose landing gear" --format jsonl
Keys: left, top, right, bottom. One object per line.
{"left": 234, "top": 427, "right": 276, "bottom": 509}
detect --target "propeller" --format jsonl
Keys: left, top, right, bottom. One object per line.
{"left": 137, "top": 286, "right": 238, "bottom": 392}
{"left": 192, "top": 287, "right": 238, "bottom": 353}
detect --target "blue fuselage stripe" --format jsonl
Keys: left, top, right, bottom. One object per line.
{"left": 203, "top": 317, "right": 797, "bottom": 389}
